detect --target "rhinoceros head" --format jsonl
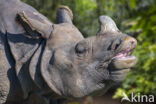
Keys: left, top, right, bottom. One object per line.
{"left": 17, "top": 6, "right": 137, "bottom": 98}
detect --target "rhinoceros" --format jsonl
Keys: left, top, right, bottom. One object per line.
{"left": 0, "top": 0, "right": 137, "bottom": 104}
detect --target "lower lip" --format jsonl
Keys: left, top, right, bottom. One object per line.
{"left": 110, "top": 55, "right": 137, "bottom": 69}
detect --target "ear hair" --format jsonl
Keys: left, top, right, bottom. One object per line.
{"left": 16, "top": 11, "right": 53, "bottom": 39}
{"left": 56, "top": 5, "right": 73, "bottom": 24}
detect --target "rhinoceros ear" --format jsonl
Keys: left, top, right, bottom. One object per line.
{"left": 17, "top": 11, "right": 53, "bottom": 39}
{"left": 97, "top": 15, "right": 120, "bottom": 35}
{"left": 56, "top": 6, "right": 73, "bottom": 24}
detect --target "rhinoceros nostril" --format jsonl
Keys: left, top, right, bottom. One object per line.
{"left": 115, "top": 43, "right": 120, "bottom": 50}
{"left": 125, "top": 37, "right": 137, "bottom": 46}
{"left": 131, "top": 41, "right": 134, "bottom": 45}
{"left": 131, "top": 39, "right": 137, "bottom": 46}
{"left": 112, "top": 39, "right": 121, "bottom": 50}
{"left": 107, "top": 40, "right": 121, "bottom": 51}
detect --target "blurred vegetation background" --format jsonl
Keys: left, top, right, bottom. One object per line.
{"left": 22, "top": 0, "right": 156, "bottom": 103}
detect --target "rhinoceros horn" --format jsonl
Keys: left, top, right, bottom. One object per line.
{"left": 97, "top": 15, "right": 120, "bottom": 35}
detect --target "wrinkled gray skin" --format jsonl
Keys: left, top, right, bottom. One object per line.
{"left": 0, "top": 0, "right": 137, "bottom": 104}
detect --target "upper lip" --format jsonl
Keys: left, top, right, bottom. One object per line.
{"left": 113, "top": 49, "right": 133, "bottom": 59}
{"left": 113, "top": 43, "right": 136, "bottom": 59}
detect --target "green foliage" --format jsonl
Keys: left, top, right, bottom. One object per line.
{"left": 22, "top": 0, "right": 156, "bottom": 100}
{"left": 114, "top": 0, "right": 156, "bottom": 98}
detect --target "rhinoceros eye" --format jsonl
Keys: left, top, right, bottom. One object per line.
{"left": 75, "top": 43, "right": 87, "bottom": 54}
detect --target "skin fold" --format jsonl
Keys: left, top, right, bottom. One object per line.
{"left": 0, "top": 0, "right": 137, "bottom": 104}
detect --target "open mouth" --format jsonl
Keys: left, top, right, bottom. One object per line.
{"left": 108, "top": 46, "right": 137, "bottom": 81}
{"left": 112, "top": 36, "right": 137, "bottom": 61}
{"left": 110, "top": 45, "right": 137, "bottom": 70}
{"left": 112, "top": 49, "right": 134, "bottom": 60}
